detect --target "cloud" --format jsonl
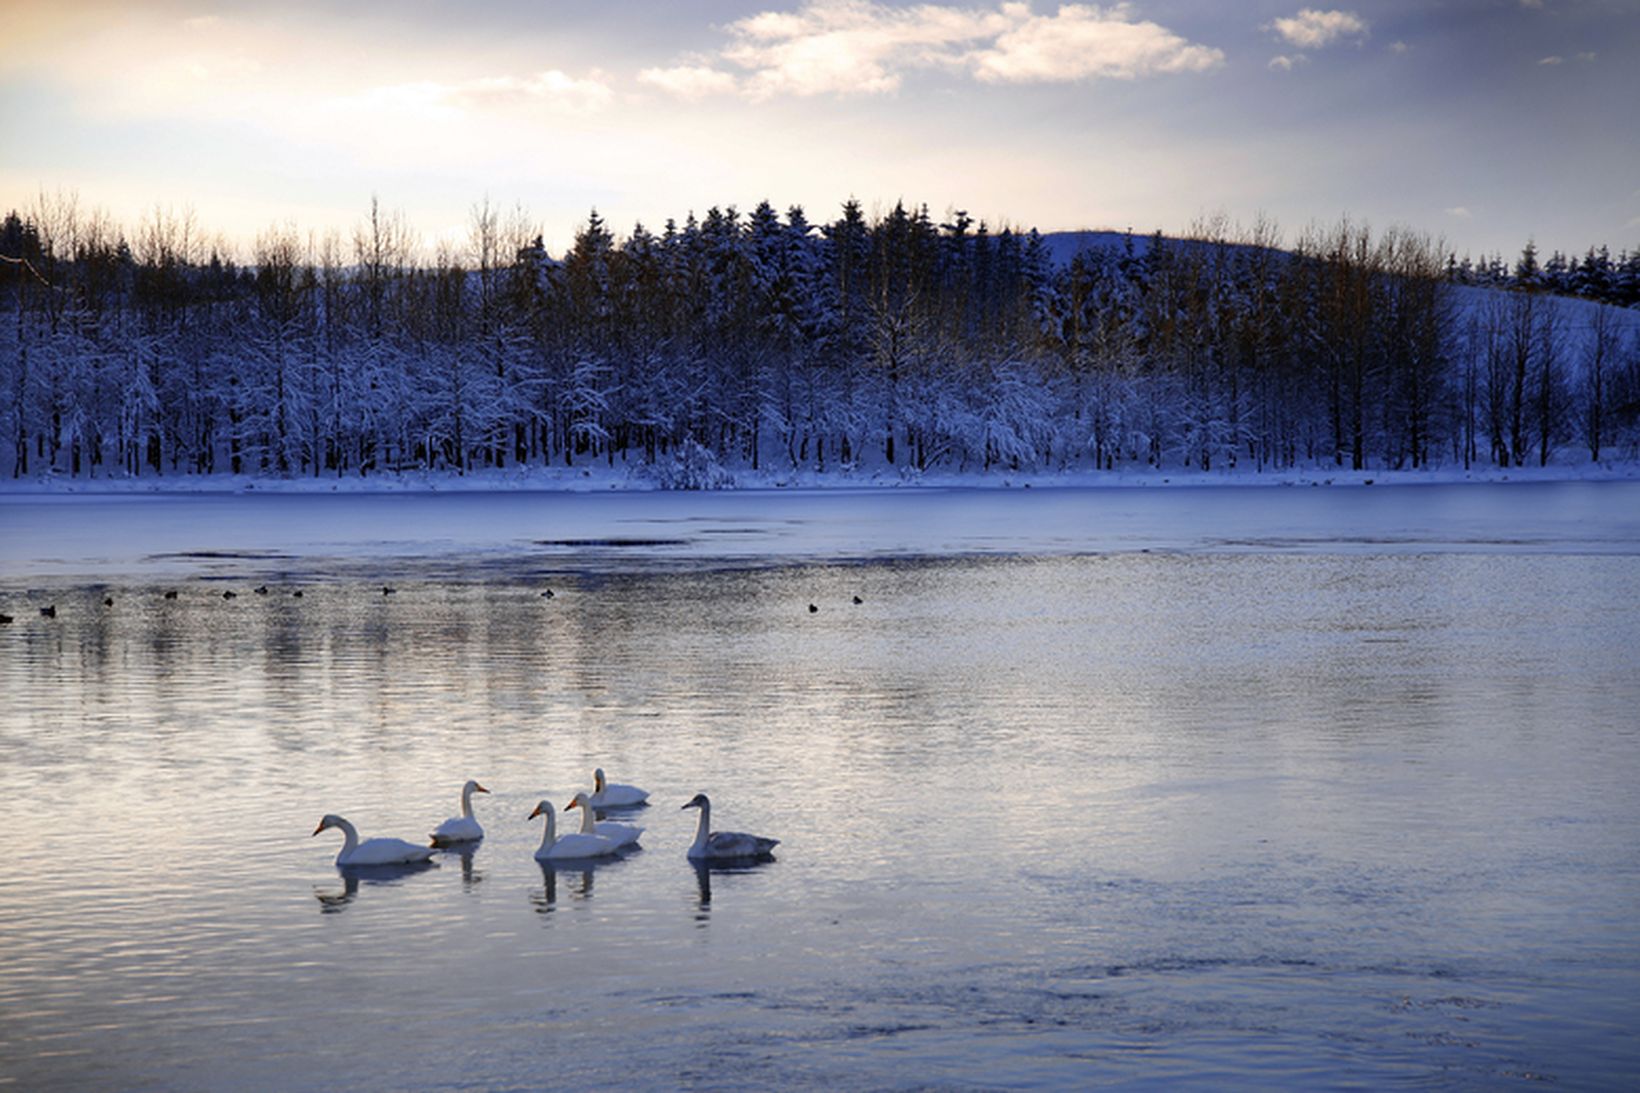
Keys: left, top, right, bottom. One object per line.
{"left": 1267, "top": 54, "right": 1307, "bottom": 71}
{"left": 1267, "top": 9, "right": 1368, "bottom": 50}
{"left": 1444, "top": 206, "right": 1473, "bottom": 219}
{"left": 1538, "top": 54, "right": 1563, "bottom": 65}
{"left": 1390, "top": 40, "right": 1408, "bottom": 54}
{"left": 647, "top": 2, "right": 1223, "bottom": 100}
{"left": 968, "top": 5, "right": 1225, "bottom": 83}
{"left": 638, "top": 65, "right": 740, "bottom": 100}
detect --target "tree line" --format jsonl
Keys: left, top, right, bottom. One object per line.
{"left": 3, "top": 194, "right": 1638, "bottom": 483}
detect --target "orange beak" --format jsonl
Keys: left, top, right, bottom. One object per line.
{"left": 311, "top": 821, "right": 325, "bottom": 836}
{"left": 527, "top": 804, "right": 542, "bottom": 820}
{"left": 566, "top": 799, "right": 581, "bottom": 811}
{"left": 475, "top": 784, "right": 490, "bottom": 794}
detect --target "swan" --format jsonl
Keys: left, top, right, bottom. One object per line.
{"left": 565, "top": 791, "right": 643, "bottom": 848}
{"left": 527, "top": 800, "right": 620, "bottom": 861}
{"left": 681, "top": 793, "right": 779, "bottom": 861}
{"left": 430, "top": 779, "right": 489, "bottom": 846}
{"left": 589, "top": 768, "right": 649, "bottom": 808}
{"left": 313, "top": 814, "right": 435, "bottom": 867}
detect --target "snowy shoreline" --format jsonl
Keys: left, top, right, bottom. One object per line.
{"left": 2, "top": 459, "right": 1638, "bottom": 495}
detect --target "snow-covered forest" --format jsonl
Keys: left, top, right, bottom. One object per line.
{"left": 3, "top": 195, "right": 1638, "bottom": 483}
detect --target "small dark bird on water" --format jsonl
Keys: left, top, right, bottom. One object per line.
{"left": 0, "top": 614, "right": 13, "bottom": 624}
{"left": 541, "top": 588, "right": 555, "bottom": 598}
{"left": 292, "top": 590, "right": 304, "bottom": 598}
{"left": 808, "top": 603, "right": 818, "bottom": 613}
{"left": 382, "top": 586, "right": 396, "bottom": 596}
{"left": 222, "top": 590, "right": 237, "bottom": 600}
{"left": 104, "top": 597, "right": 114, "bottom": 607}
{"left": 255, "top": 585, "right": 269, "bottom": 595}
{"left": 852, "top": 596, "right": 863, "bottom": 605}
{"left": 41, "top": 605, "right": 57, "bottom": 618}
{"left": 163, "top": 590, "right": 178, "bottom": 600}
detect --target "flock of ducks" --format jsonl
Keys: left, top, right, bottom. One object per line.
{"left": 313, "top": 771, "right": 779, "bottom": 868}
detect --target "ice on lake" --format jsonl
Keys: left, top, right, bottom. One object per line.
{"left": 1, "top": 483, "right": 1638, "bottom": 1089}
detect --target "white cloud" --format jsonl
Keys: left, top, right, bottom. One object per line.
{"left": 969, "top": 4, "right": 1224, "bottom": 83}
{"left": 638, "top": 65, "right": 739, "bottom": 100}
{"left": 1445, "top": 206, "right": 1473, "bottom": 219}
{"left": 1576, "top": 51, "right": 1597, "bottom": 62}
{"left": 1538, "top": 54, "right": 1564, "bottom": 65}
{"left": 1267, "top": 9, "right": 1368, "bottom": 50}
{"left": 648, "top": 1, "right": 1222, "bottom": 100}
{"left": 1390, "top": 40, "right": 1408, "bottom": 54}
{"left": 1267, "top": 54, "right": 1305, "bottom": 71}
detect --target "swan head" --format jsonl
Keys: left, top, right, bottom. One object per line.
{"left": 567, "top": 792, "right": 591, "bottom": 811}
{"left": 464, "top": 780, "right": 490, "bottom": 795}
{"left": 681, "top": 793, "right": 710, "bottom": 811}
{"left": 312, "top": 814, "right": 345, "bottom": 836}
{"left": 527, "top": 800, "right": 554, "bottom": 821}
{"left": 593, "top": 768, "right": 607, "bottom": 792}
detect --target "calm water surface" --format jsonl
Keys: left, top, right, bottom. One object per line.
{"left": 1, "top": 485, "right": 1638, "bottom": 1089}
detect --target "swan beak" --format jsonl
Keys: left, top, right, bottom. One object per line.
{"left": 475, "top": 784, "right": 490, "bottom": 794}
{"left": 681, "top": 801, "right": 696, "bottom": 810}
{"left": 566, "top": 799, "right": 580, "bottom": 811}
{"left": 311, "top": 822, "right": 325, "bottom": 836}
{"left": 527, "top": 804, "right": 542, "bottom": 820}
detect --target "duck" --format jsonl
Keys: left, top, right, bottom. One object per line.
{"left": 681, "top": 793, "right": 779, "bottom": 861}
{"left": 589, "top": 768, "right": 649, "bottom": 808}
{"left": 430, "top": 779, "right": 489, "bottom": 846}
{"left": 565, "top": 791, "right": 643, "bottom": 848}
{"left": 527, "top": 800, "right": 620, "bottom": 861}
{"left": 40, "top": 605, "right": 56, "bottom": 618}
{"left": 163, "top": 590, "right": 178, "bottom": 600}
{"left": 312, "top": 814, "right": 435, "bottom": 867}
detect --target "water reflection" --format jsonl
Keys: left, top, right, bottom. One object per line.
{"left": 690, "top": 859, "right": 776, "bottom": 923}
{"left": 312, "top": 860, "right": 439, "bottom": 913}
{"left": 434, "top": 843, "right": 483, "bottom": 892}
{"left": 531, "top": 856, "right": 628, "bottom": 915}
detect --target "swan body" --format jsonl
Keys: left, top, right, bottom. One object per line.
{"left": 681, "top": 793, "right": 779, "bottom": 861}
{"left": 313, "top": 814, "right": 435, "bottom": 867}
{"left": 589, "top": 768, "right": 649, "bottom": 809}
{"left": 566, "top": 791, "right": 643, "bottom": 848}
{"left": 528, "top": 800, "right": 620, "bottom": 861}
{"left": 430, "top": 779, "right": 489, "bottom": 846}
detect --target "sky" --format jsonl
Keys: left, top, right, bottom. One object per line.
{"left": 2, "top": 0, "right": 1637, "bottom": 260}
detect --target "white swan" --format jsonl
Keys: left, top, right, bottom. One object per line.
{"left": 313, "top": 814, "right": 435, "bottom": 867}
{"left": 681, "top": 793, "right": 779, "bottom": 861}
{"left": 566, "top": 791, "right": 643, "bottom": 848}
{"left": 589, "top": 768, "right": 649, "bottom": 808}
{"left": 430, "top": 779, "right": 489, "bottom": 846}
{"left": 527, "top": 800, "right": 620, "bottom": 861}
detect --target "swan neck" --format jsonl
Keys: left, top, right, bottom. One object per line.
{"left": 460, "top": 783, "right": 475, "bottom": 819}
{"left": 335, "top": 818, "right": 359, "bottom": 861}
{"left": 578, "top": 805, "right": 597, "bottom": 835}
{"left": 691, "top": 801, "right": 711, "bottom": 853}
{"left": 537, "top": 809, "right": 557, "bottom": 854}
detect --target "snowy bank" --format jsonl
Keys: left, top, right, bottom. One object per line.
{"left": 3, "top": 457, "right": 1638, "bottom": 495}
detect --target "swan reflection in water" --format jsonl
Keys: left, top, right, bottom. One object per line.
{"left": 530, "top": 855, "right": 629, "bottom": 915}
{"left": 690, "top": 858, "right": 775, "bottom": 924}
{"left": 434, "top": 843, "right": 482, "bottom": 892}
{"left": 313, "top": 859, "right": 438, "bottom": 913}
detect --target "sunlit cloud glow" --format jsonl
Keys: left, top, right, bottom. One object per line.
{"left": 678, "top": 1, "right": 1223, "bottom": 99}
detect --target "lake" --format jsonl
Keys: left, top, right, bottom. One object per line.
{"left": 2, "top": 483, "right": 1638, "bottom": 1089}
